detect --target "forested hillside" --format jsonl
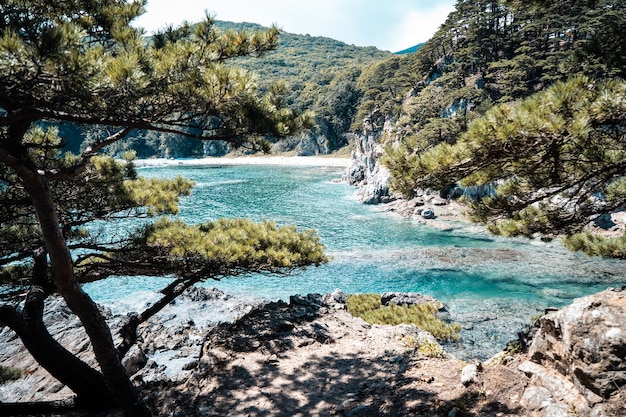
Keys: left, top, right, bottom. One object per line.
{"left": 364, "top": 0, "right": 625, "bottom": 143}
{"left": 215, "top": 21, "right": 390, "bottom": 109}
{"left": 215, "top": 21, "right": 392, "bottom": 152}
{"left": 91, "top": 21, "right": 392, "bottom": 158}
{"left": 374, "top": 0, "right": 626, "bottom": 256}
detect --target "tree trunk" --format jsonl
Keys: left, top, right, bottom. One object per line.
{"left": 10, "top": 162, "right": 150, "bottom": 417}
{"left": 0, "top": 287, "right": 115, "bottom": 409}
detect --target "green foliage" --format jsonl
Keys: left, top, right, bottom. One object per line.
{"left": 74, "top": 216, "right": 327, "bottom": 283}
{"left": 346, "top": 294, "right": 461, "bottom": 342}
{"left": 0, "top": 365, "right": 22, "bottom": 384}
{"left": 137, "top": 218, "right": 328, "bottom": 273}
{"left": 0, "top": 2, "right": 309, "bottom": 157}
{"left": 352, "top": 56, "right": 416, "bottom": 128}
{"left": 345, "top": 293, "right": 382, "bottom": 316}
{"left": 2, "top": 142, "right": 328, "bottom": 286}
{"left": 563, "top": 232, "right": 626, "bottom": 259}
{"left": 400, "top": 335, "right": 447, "bottom": 358}
{"left": 0, "top": 1, "right": 329, "bottom": 292}
{"left": 417, "top": 341, "right": 447, "bottom": 358}
{"left": 214, "top": 21, "right": 391, "bottom": 152}
{"left": 0, "top": 150, "right": 198, "bottom": 290}
{"left": 217, "top": 20, "right": 390, "bottom": 110}
{"left": 386, "top": 76, "right": 626, "bottom": 253}
{"left": 0, "top": 3, "right": 331, "bottom": 413}
{"left": 125, "top": 176, "right": 194, "bottom": 215}
{"left": 45, "top": 19, "right": 388, "bottom": 158}
{"left": 383, "top": 0, "right": 626, "bottom": 213}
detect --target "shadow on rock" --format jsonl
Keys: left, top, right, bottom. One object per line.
{"left": 141, "top": 294, "right": 525, "bottom": 417}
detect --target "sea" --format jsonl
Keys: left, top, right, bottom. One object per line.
{"left": 84, "top": 162, "right": 626, "bottom": 359}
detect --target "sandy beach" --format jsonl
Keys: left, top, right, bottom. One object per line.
{"left": 133, "top": 155, "right": 352, "bottom": 168}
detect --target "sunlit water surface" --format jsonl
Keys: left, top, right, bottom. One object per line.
{"left": 85, "top": 163, "right": 626, "bottom": 358}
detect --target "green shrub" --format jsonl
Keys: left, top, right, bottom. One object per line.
{"left": 0, "top": 365, "right": 22, "bottom": 384}
{"left": 346, "top": 293, "right": 461, "bottom": 342}
{"left": 402, "top": 336, "right": 447, "bottom": 357}
{"left": 417, "top": 341, "right": 447, "bottom": 358}
{"left": 563, "top": 232, "right": 626, "bottom": 259}
{"left": 346, "top": 293, "right": 381, "bottom": 317}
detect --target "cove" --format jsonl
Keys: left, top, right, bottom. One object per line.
{"left": 85, "top": 163, "right": 626, "bottom": 359}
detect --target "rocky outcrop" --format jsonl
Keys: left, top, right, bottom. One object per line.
{"left": 1, "top": 288, "right": 624, "bottom": 416}
{"left": 517, "top": 287, "right": 626, "bottom": 417}
{"left": 0, "top": 297, "right": 103, "bottom": 404}
{"left": 296, "top": 130, "right": 330, "bottom": 156}
{"left": 0, "top": 287, "right": 254, "bottom": 403}
{"left": 344, "top": 115, "right": 393, "bottom": 204}
{"left": 343, "top": 123, "right": 466, "bottom": 210}
{"left": 154, "top": 292, "right": 456, "bottom": 417}
{"left": 381, "top": 291, "right": 443, "bottom": 308}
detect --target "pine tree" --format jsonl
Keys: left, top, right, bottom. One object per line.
{"left": 386, "top": 76, "right": 626, "bottom": 254}
{"left": 381, "top": 0, "right": 626, "bottom": 255}
{"left": 0, "top": 1, "right": 322, "bottom": 415}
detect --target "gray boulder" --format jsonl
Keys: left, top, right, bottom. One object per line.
{"left": 122, "top": 345, "right": 148, "bottom": 376}
{"left": 460, "top": 362, "right": 481, "bottom": 386}
{"left": 381, "top": 292, "right": 443, "bottom": 309}
{"left": 323, "top": 288, "right": 348, "bottom": 308}
{"left": 520, "top": 287, "right": 626, "bottom": 416}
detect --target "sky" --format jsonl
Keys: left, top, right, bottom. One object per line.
{"left": 133, "top": 0, "right": 457, "bottom": 52}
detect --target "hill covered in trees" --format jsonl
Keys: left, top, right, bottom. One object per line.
{"left": 356, "top": 0, "right": 626, "bottom": 142}
{"left": 215, "top": 21, "right": 391, "bottom": 110}
{"left": 367, "top": 0, "right": 626, "bottom": 256}
{"left": 94, "top": 21, "right": 393, "bottom": 158}
{"left": 215, "top": 21, "right": 392, "bottom": 152}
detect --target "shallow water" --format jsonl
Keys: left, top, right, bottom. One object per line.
{"left": 85, "top": 163, "right": 626, "bottom": 358}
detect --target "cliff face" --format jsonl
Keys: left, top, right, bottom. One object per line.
{"left": 343, "top": 115, "right": 393, "bottom": 204}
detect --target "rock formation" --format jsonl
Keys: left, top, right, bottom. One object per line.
{"left": 295, "top": 129, "right": 330, "bottom": 156}
{"left": 517, "top": 286, "right": 626, "bottom": 416}
{"left": 0, "top": 287, "right": 624, "bottom": 416}
{"left": 343, "top": 114, "right": 393, "bottom": 204}
{"left": 342, "top": 113, "right": 469, "bottom": 213}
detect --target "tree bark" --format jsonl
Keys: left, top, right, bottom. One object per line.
{"left": 0, "top": 288, "right": 115, "bottom": 409}
{"left": 1, "top": 146, "right": 151, "bottom": 417}
{"left": 118, "top": 277, "right": 198, "bottom": 357}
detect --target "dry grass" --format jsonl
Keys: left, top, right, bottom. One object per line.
{"left": 346, "top": 294, "right": 462, "bottom": 342}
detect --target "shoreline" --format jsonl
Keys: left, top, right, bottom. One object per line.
{"left": 133, "top": 155, "right": 352, "bottom": 168}
{"left": 3, "top": 287, "right": 620, "bottom": 416}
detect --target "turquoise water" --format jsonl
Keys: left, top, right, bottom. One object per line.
{"left": 86, "top": 163, "right": 626, "bottom": 358}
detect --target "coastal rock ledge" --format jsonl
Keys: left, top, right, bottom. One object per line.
{"left": 0, "top": 288, "right": 624, "bottom": 416}
{"left": 518, "top": 286, "right": 626, "bottom": 417}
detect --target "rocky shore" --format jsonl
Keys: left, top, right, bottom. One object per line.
{"left": 1, "top": 287, "right": 624, "bottom": 416}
